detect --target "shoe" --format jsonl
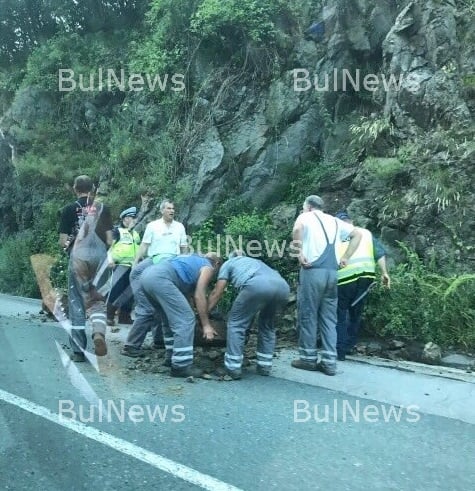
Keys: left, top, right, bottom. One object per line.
{"left": 70, "top": 352, "right": 85, "bottom": 363}
{"left": 291, "top": 359, "right": 317, "bottom": 371}
{"left": 170, "top": 366, "right": 204, "bottom": 378}
{"left": 118, "top": 311, "right": 133, "bottom": 325}
{"left": 256, "top": 365, "right": 271, "bottom": 376}
{"left": 121, "top": 346, "right": 145, "bottom": 358}
{"left": 162, "top": 358, "right": 172, "bottom": 367}
{"left": 337, "top": 353, "right": 346, "bottom": 361}
{"left": 224, "top": 368, "right": 242, "bottom": 380}
{"left": 93, "top": 333, "right": 107, "bottom": 356}
{"left": 106, "top": 318, "right": 116, "bottom": 327}
{"left": 316, "top": 362, "right": 336, "bottom": 376}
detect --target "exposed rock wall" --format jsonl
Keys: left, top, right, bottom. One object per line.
{"left": 0, "top": 0, "right": 473, "bottom": 268}
{"left": 176, "top": 0, "right": 474, "bottom": 267}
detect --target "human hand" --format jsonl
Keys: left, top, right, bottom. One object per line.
{"left": 382, "top": 273, "right": 391, "bottom": 289}
{"left": 299, "top": 253, "right": 311, "bottom": 268}
{"left": 339, "top": 257, "right": 349, "bottom": 268}
{"left": 202, "top": 324, "right": 218, "bottom": 340}
{"left": 140, "top": 192, "right": 153, "bottom": 210}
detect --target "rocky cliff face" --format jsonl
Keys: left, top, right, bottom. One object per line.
{"left": 176, "top": 0, "right": 474, "bottom": 267}
{"left": 0, "top": 0, "right": 473, "bottom": 269}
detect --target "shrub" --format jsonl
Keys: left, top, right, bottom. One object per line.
{"left": 0, "top": 232, "right": 40, "bottom": 297}
{"left": 364, "top": 244, "right": 475, "bottom": 349}
{"left": 350, "top": 115, "right": 394, "bottom": 146}
{"left": 189, "top": 210, "right": 298, "bottom": 310}
{"left": 190, "top": 0, "right": 290, "bottom": 44}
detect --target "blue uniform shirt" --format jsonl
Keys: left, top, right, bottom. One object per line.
{"left": 218, "top": 256, "right": 278, "bottom": 289}
{"left": 170, "top": 255, "right": 213, "bottom": 287}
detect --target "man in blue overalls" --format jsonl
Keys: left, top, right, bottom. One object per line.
{"left": 291, "top": 195, "right": 362, "bottom": 375}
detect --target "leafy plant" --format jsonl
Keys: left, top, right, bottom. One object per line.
{"left": 364, "top": 243, "right": 475, "bottom": 349}
{"left": 190, "top": 0, "right": 289, "bottom": 44}
{"left": 286, "top": 158, "right": 344, "bottom": 204}
{"left": 350, "top": 115, "right": 394, "bottom": 146}
{"left": 0, "top": 232, "right": 40, "bottom": 297}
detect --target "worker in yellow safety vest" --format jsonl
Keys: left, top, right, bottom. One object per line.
{"left": 106, "top": 206, "right": 141, "bottom": 328}
{"left": 335, "top": 211, "right": 390, "bottom": 360}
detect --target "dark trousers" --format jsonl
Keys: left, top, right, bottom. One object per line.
{"left": 336, "top": 277, "right": 374, "bottom": 355}
{"left": 108, "top": 265, "right": 133, "bottom": 313}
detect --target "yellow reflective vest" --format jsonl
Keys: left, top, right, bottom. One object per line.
{"left": 110, "top": 227, "right": 140, "bottom": 266}
{"left": 337, "top": 228, "right": 376, "bottom": 285}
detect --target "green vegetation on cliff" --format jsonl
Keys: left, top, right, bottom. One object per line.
{"left": 0, "top": 0, "right": 474, "bottom": 349}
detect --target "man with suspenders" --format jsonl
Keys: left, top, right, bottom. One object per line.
{"left": 291, "top": 195, "right": 362, "bottom": 375}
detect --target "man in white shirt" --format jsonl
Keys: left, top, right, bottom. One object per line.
{"left": 123, "top": 199, "right": 188, "bottom": 357}
{"left": 134, "top": 200, "right": 188, "bottom": 265}
{"left": 291, "top": 195, "right": 362, "bottom": 375}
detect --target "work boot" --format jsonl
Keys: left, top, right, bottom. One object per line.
{"left": 93, "top": 333, "right": 107, "bottom": 356}
{"left": 315, "top": 362, "right": 336, "bottom": 376}
{"left": 152, "top": 339, "right": 165, "bottom": 349}
{"left": 70, "top": 352, "right": 86, "bottom": 363}
{"left": 121, "top": 345, "right": 145, "bottom": 358}
{"left": 118, "top": 310, "right": 133, "bottom": 325}
{"left": 291, "top": 359, "right": 317, "bottom": 371}
{"left": 224, "top": 367, "right": 242, "bottom": 380}
{"left": 256, "top": 365, "right": 271, "bottom": 376}
{"left": 170, "top": 365, "right": 204, "bottom": 378}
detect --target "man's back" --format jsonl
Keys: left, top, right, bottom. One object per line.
{"left": 298, "top": 210, "right": 353, "bottom": 265}
{"left": 218, "top": 256, "right": 280, "bottom": 289}
{"left": 59, "top": 196, "right": 112, "bottom": 251}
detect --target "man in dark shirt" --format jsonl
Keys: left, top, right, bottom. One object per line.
{"left": 58, "top": 175, "right": 113, "bottom": 361}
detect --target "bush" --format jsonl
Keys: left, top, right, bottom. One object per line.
{"left": 0, "top": 232, "right": 40, "bottom": 297}
{"left": 190, "top": 0, "right": 291, "bottom": 44}
{"left": 130, "top": 0, "right": 199, "bottom": 75}
{"left": 364, "top": 244, "right": 475, "bottom": 350}
{"left": 49, "top": 253, "right": 68, "bottom": 292}
{"left": 189, "top": 210, "right": 298, "bottom": 309}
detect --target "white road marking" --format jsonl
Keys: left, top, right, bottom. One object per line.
{"left": 0, "top": 388, "right": 242, "bottom": 491}
{"left": 55, "top": 341, "right": 100, "bottom": 405}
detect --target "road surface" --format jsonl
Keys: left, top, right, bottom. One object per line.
{"left": 0, "top": 294, "right": 474, "bottom": 490}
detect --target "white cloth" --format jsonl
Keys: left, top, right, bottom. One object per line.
{"left": 142, "top": 219, "right": 187, "bottom": 257}
{"left": 299, "top": 210, "right": 354, "bottom": 263}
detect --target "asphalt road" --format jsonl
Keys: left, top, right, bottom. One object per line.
{"left": 1, "top": 295, "right": 475, "bottom": 490}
